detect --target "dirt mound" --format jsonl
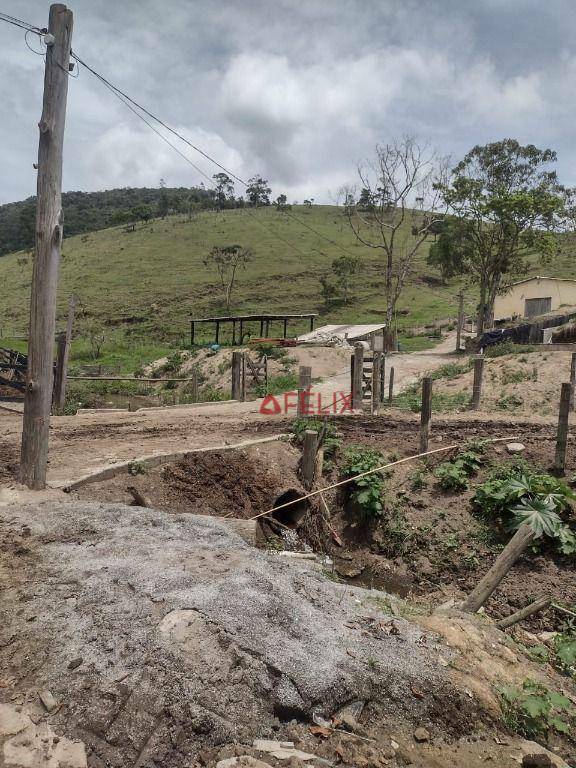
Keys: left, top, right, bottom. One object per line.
{"left": 162, "top": 449, "right": 291, "bottom": 518}
{"left": 0, "top": 501, "right": 481, "bottom": 767}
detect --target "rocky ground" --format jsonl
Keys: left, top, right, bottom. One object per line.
{"left": 1, "top": 501, "right": 574, "bottom": 767}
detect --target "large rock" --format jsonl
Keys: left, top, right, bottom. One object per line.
{"left": 0, "top": 502, "right": 464, "bottom": 768}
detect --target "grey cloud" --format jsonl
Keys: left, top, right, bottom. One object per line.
{"left": 1, "top": 0, "right": 575, "bottom": 205}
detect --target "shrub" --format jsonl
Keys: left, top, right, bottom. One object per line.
{"left": 254, "top": 373, "right": 299, "bottom": 397}
{"left": 499, "top": 680, "right": 573, "bottom": 739}
{"left": 484, "top": 341, "right": 536, "bottom": 358}
{"left": 472, "top": 466, "right": 576, "bottom": 554}
{"left": 341, "top": 445, "right": 387, "bottom": 521}
{"left": 435, "top": 444, "right": 484, "bottom": 491}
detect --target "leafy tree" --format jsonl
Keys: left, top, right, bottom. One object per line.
{"left": 203, "top": 244, "right": 252, "bottom": 310}
{"left": 430, "top": 139, "right": 566, "bottom": 334}
{"left": 275, "top": 194, "right": 290, "bottom": 211}
{"left": 332, "top": 255, "right": 359, "bottom": 304}
{"left": 213, "top": 173, "right": 234, "bottom": 211}
{"left": 345, "top": 137, "right": 448, "bottom": 342}
{"left": 246, "top": 176, "right": 271, "bottom": 207}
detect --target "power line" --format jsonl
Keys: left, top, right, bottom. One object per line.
{"left": 71, "top": 51, "right": 249, "bottom": 187}
{"left": 72, "top": 52, "right": 359, "bottom": 258}
{"left": 0, "top": 11, "right": 43, "bottom": 34}
{"left": 0, "top": 13, "right": 358, "bottom": 260}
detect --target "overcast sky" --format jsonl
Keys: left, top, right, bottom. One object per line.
{"left": 1, "top": 0, "right": 575, "bottom": 205}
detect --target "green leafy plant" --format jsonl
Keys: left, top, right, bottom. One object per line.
{"left": 499, "top": 679, "right": 573, "bottom": 738}
{"left": 341, "top": 445, "right": 386, "bottom": 521}
{"left": 473, "top": 468, "right": 576, "bottom": 554}
{"left": 435, "top": 462, "right": 470, "bottom": 490}
{"left": 435, "top": 444, "right": 484, "bottom": 491}
{"left": 128, "top": 460, "right": 145, "bottom": 476}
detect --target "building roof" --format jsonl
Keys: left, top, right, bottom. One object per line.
{"left": 508, "top": 276, "right": 576, "bottom": 288}
{"left": 297, "top": 323, "right": 386, "bottom": 343}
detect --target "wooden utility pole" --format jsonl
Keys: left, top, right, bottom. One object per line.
{"left": 52, "top": 294, "right": 76, "bottom": 413}
{"left": 20, "top": 4, "right": 74, "bottom": 489}
{"left": 554, "top": 382, "right": 572, "bottom": 476}
{"left": 456, "top": 290, "right": 464, "bottom": 352}
{"left": 420, "top": 377, "right": 432, "bottom": 452}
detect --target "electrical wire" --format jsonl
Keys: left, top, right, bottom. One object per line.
{"left": 0, "top": 11, "right": 43, "bottom": 34}
{"left": 71, "top": 51, "right": 359, "bottom": 258}
{"left": 0, "top": 12, "right": 358, "bottom": 260}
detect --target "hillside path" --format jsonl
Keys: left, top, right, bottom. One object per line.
{"left": 1, "top": 335, "right": 459, "bottom": 489}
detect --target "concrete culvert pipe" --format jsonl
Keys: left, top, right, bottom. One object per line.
{"left": 270, "top": 488, "right": 310, "bottom": 528}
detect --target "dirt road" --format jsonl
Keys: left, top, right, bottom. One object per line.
{"left": 0, "top": 335, "right": 511, "bottom": 489}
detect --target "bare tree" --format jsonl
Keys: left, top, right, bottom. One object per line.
{"left": 345, "top": 137, "right": 448, "bottom": 345}
{"left": 203, "top": 244, "right": 252, "bottom": 311}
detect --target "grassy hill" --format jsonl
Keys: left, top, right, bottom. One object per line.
{"left": 0, "top": 204, "right": 574, "bottom": 372}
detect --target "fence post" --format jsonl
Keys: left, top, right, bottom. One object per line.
{"left": 554, "top": 382, "right": 572, "bottom": 475}
{"left": 456, "top": 290, "right": 464, "bottom": 352}
{"left": 388, "top": 366, "right": 395, "bottom": 405}
{"left": 352, "top": 344, "right": 364, "bottom": 411}
{"left": 570, "top": 352, "right": 576, "bottom": 412}
{"left": 231, "top": 351, "right": 243, "bottom": 400}
{"left": 301, "top": 429, "right": 319, "bottom": 490}
{"left": 461, "top": 524, "right": 536, "bottom": 613}
{"left": 380, "top": 354, "right": 386, "bottom": 403}
{"left": 297, "top": 365, "right": 312, "bottom": 417}
{"left": 471, "top": 354, "right": 485, "bottom": 410}
{"left": 371, "top": 352, "right": 381, "bottom": 415}
{"left": 52, "top": 294, "right": 76, "bottom": 414}
{"left": 420, "top": 376, "right": 433, "bottom": 452}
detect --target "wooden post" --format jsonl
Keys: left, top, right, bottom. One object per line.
{"left": 461, "top": 524, "right": 536, "bottom": 613}
{"left": 232, "top": 320, "right": 236, "bottom": 345}
{"left": 297, "top": 365, "right": 312, "bottom": 417}
{"left": 239, "top": 319, "right": 244, "bottom": 344}
{"left": 190, "top": 320, "right": 195, "bottom": 347}
{"left": 570, "top": 352, "right": 576, "bottom": 411}
{"left": 456, "top": 290, "right": 464, "bottom": 352}
{"left": 309, "top": 316, "right": 314, "bottom": 332}
{"left": 420, "top": 376, "right": 432, "bottom": 453}
{"left": 388, "top": 366, "right": 395, "bottom": 405}
{"left": 371, "top": 352, "right": 381, "bottom": 415}
{"left": 352, "top": 344, "right": 364, "bottom": 411}
{"left": 231, "top": 351, "right": 243, "bottom": 400}
{"left": 283, "top": 318, "right": 288, "bottom": 339}
{"left": 471, "top": 354, "right": 485, "bottom": 410}
{"left": 52, "top": 294, "right": 76, "bottom": 414}
{"left": 20, "top": 4, "right": 74, "bottom": 490}
{"left": 259, "top": 319, "right": 264, "bottom": 336}
{"left": 380, "top": 354, "right": 386, "bottom": 403}
{"left": 554, "top": 382, "right": 572, "bottom": 475}
{"left": 215, "top": 320, "right": 220, "bottom": 344}
{"left": 496, "top": 597, "right": 552, "bottom": 630}
{"left": 301, "top": 429, "right": 318, "bottom": 490}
